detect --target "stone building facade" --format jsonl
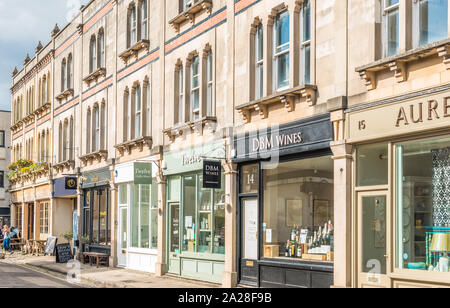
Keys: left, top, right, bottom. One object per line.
{"left": 9, "top": 0, "right": 450, "bottom": 288}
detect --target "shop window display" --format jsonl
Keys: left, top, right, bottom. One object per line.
{"left": 263, "top": 156, "right": 334, "bottom": 262}
{"left": 182, "top": 173, "right": 225, "bottom": 255}
{"left": 396, "top": 137, "right": 450, "bottom": 273}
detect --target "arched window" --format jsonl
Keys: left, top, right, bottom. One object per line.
{"left": 130, "top": 4, "right": 137, "bottom": 46}
{"left": 61, "top": 58, "right": 67, "bottom": 92}
{"left": 98, "top": 29, "right": 105, "bottom": 68}
{"left": 42, "top": 76, "right": 47, "bottom": 105}
{"left": 135, "top": 84, "right": 142, "bottom": 138}
{"left": 206, "top": 49, "right": 214, "bottom": 116}
{"left": 93, "top": 105, "right": 100, "bottom": 152}
{"left": 90, "top": 35, "right": 97, "bottom": 73}
{"left": 64, "top": 119, "right": 70, "bottom": 161}
{"left": 255, "top": 23, "right": 264, "bottom": 99}
{"left": 123, "top": 89, "right": 129, "bottom": 142}
{"left": 59, "top": 122, "right": 63, "bottom": 162}
{"left": 67, "top": 53, "right": 73, "bottom": 89}
{"left": 274, "top": 9, "right": 290, "bottom": 90}
{"left": 69, "top": 117, "right": 74, "bottom": 160}
{"left": 100, "top": 103, "right": 105, "bottom": 150}
{"left": 86, "top": 108, "right": 91, "bottom": 154}
{"left": 141, "top": 0, "right": 148, "bottom": 40}
{"left": 190, "top": 55, "right": 200, "bottom": 120}
{"left": 175, "top": 64, "right": 184, "bottom": 124}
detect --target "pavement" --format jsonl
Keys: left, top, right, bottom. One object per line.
{"left": 0, "top": 253, "right": 219, "bottom": 288}
{"left": 0, "top": 261, "right": 81, "bottom": 288}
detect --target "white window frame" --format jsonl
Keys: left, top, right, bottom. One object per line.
{"left": 206, "top": 51, "right": 214, "bottom": 116}
{"left": 300, "top": 0, "right": 311, "bottom": 85}
{"left": 130, "top": 6, "right": 137, "bottom": 46}
{"left": 178, "top": 66, "right": 184, "bottom": 124}
{"left": 135, "top": 85, "right": 142, "bottom": 138}
{"left": 255, "top": 23, "right": 264, "bottom": 100}
{"left": 141, "top": 0, "right": 148, "bottom": 40}
{"left": 382, "top": 0, "right": 400, "bottom": 58}
{"left": 273, "top": 10, "right": 290, "bottom": 91}
{"left": 190, "top": 56, "right": 200, "bottom": 120}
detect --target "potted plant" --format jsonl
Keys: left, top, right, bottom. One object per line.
{"left": 80, "top": 235, "right": 90, "bottom": 252}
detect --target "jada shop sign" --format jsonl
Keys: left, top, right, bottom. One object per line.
{"left": 348, "top": 90, "right": 450, "bottom": 141}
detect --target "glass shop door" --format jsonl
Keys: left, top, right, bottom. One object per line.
{"left": 357, "top": 191, "right": 391, "bottom": 288}
{"left": 167, "top": 202, "right": 181, "bottom": 275}
{"left": 239, "top": 198, "right": 259, "bottom": 286}
{"left": 117, "top": 206, "right": 128, "bottom": 268}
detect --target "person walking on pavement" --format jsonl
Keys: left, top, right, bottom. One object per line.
{"left": 2, "top": 225, "right": 13, "bottom": 255}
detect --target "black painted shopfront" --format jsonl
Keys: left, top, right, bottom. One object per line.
{"left": 234, "top": 114, "right": 335, "bottom": 288}
{"left": 81, "top": 168, "right": 111, "bottom": 255}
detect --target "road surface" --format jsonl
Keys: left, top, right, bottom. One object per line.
{"left": 0, "top": 262, "right": 81, "bottom": 288}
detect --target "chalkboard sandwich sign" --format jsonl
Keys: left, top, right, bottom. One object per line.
{"left": 56, "top": 243, "right": 74, "bottom": 263}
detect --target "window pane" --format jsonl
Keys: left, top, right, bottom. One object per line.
{"left": 277, "top": 52, "right": 290, "bottom": 89}
{"left": 361, "top": 195, "right": 387, "bottom": 274}
{"left": 304, "top": 44, "right": 311, "bottom": 84}
{"left": 419, "top": 0, "right": 448, "bottom": 46}
{"left": 357, "top": 143, "right": 389, "bottom": 187}
{"left": 198, "top": 176, "right": 212, "bottom": 253}
{"left": 276, "top": 11, "right": 290, "bottom": 53}
{"left": 119, "top": 184, "right": 127, "bottom": 204}
{"left": 263, "top": 157, "right": 334, "bottom": 261}
{"left": 151, "top": 181, "right": 158, "bottom": 249}
{"left": 257, "top": 64, "right": 264, "bottom": 99}
{"left": 131, "top": 185, "right": 139, "bottom": 248}
{"left": 387, "top": 8, "right": 399, "bottom": 56}
{"left": 192, "top": 89, "right": 199, "bottom": 111}
{"left": 302, "top": 1, "right": 311, "bottom": 42}
{"left": 99, "top": 189, "right": 108, "bottom": 245}
{"left": 141, "top": 185, "right": 150, "bottom": 249}
{"left": 92, "top": 190, "right": 99, "bottom": 243}
{"left": 183, "top": 175, "right": 196, "bottom": 252}
{"left": 386, "top": 0, "right": 399, "bottom": 7}
{"left": 213, "top": 178, "right": 225, "bottom": 254}
{"left": 241, "top": 164, "right": 259, "bottom": 194}
{"left": 396, "top": 137, "right": 450, "bottom": 273}
{"left": 257, "top": 25, "right": 263, "bottom": 61}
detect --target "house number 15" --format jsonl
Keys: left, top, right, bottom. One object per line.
{"left": 358, "top": 120, "right": 366, "bottom": 130}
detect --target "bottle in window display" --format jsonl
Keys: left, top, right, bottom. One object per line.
{"left": 285, "top": 240, "right": 290, "bottom": 257}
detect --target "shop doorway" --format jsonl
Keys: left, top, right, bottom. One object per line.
{"left": 240, "top": 198, "right": 259, "bottom": 286}
{"left": 357, "top": 191, "right": 390, "bottom": 288}
{"left": 117, "top": 206, "right": 128, "bottom": 267}
{"left": 168, "top": 202, "right": 181, "bottom": 275}
{"left": 27, "top": 203, "right": 34, "bottom": 240}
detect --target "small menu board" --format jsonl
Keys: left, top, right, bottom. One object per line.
{"left": 55, "top": 243, "right": 73, "bottom": 264}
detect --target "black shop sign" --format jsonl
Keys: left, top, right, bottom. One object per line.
{"left": 203, "top": 160, "right": 222, "bottom": 189}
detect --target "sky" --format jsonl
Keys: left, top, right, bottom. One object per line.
{"left": 0, "top": 0, "right": 90, "bottom": 111}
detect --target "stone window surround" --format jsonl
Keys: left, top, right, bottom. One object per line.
{"left": 243, "top": 0, "right": 316, "bottom": 123}
{"left": 120, "top": 0, "right": 150, "bottom": 64}
{"left": 171, "top": 44, "right": 216, "bottom": 140}
{"left": 118, "top": 77, "right": 151, "bottom": 156}
{"left": 84, "top": 100, "right": 107, "bottom": 164}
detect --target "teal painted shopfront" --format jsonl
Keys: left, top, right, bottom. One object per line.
{"left": 164, "top": 141, "right": 226, "bottom": 284}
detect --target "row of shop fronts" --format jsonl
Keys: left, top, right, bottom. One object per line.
{"left": 9, "top": 86, "right": 450, "bottom": 288}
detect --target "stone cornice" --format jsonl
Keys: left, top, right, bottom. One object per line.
{"left": 11, "top": 50, "right": 55, "bottom": 95}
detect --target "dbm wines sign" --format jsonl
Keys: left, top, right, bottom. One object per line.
{"left": 203, "top": 161, "right": 222, "bottom": 189}
{"left": 233, "top": 114, "right": 333, "bottom": 162}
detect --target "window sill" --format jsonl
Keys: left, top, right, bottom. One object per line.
{"left": 119, "top": 40, "right": 150, "bottom": 65}
{"left": 33, "top": 102, "right": 51, "bottom": 118}
{"left": 83, "top": 68, "right": 106, "bottom": 87}
{"left": 56, "top": 88, "right": 74, "bottom": 102}
{"left": 163, "top": 116, "right": 217, "bottom": 142}
{"left": 114, "top": 136, "right": 153, "bottom": 156}
{"left": 79, "top": 150, "right": 107, "bottom": 165}
{"left": 53, "top": 160, "right": 75, "bottom": 173}
{"left": 236, "top": 85, "right": 317, "bottom": 123}
{"left": 169, "top": 0, "right": 212, "bottom": 33}
{"left": 356, "top": 38, "right": 450, "bottom": 91}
